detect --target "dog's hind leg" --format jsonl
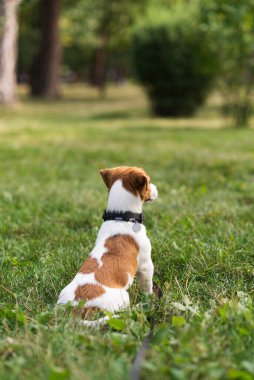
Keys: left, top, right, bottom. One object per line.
{"left": 81, "top": 289, "right": 130, "bottom": 327}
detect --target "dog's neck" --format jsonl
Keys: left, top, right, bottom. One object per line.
{"left": 106, "top": 179, "right": 142, "bottom": 213}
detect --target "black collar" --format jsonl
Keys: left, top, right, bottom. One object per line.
{"left": 103, "top": 210, "right": 144, "bottom": 224}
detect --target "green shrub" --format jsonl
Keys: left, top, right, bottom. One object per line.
{"left": 200, "top": 0, "right": 254, "bottom": 127}
{"left": 132, "top": 5, "right": 218, "bottom": 117}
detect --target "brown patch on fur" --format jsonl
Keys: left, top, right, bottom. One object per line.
{"left": 95, "top": 234, "right": 139, "bottom": 288}
{"left": 75, "top": 284, "right": 105, "bottom": 301}
{"left": 100, "top": 166, "right": 151, "bottom": 201}
{"left": 79, "top": 257, "right": 99, "bottom": 274}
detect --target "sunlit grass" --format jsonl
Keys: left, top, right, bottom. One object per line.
{"left": 0, "top": 84, "right": 254, "bottom": 380}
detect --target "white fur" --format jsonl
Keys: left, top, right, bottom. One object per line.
{"left": 57, "top": 179, "right": 158, "bottom": 317}
{"left": 149, "top": 183, "right": 158, "bottom": 202}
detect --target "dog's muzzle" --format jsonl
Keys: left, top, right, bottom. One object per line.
{"left": 146, "top": 184, "right": 158, "bottom": 203}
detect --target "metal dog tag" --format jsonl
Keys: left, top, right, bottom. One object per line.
{"left": 132, "top": 223, "right": 141, "bottom": 233}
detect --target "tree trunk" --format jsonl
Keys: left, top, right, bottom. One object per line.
{"left": 30, "top": 0, "right": 61, "bottom": 98}
{"left": 93, "top": 35, "right": 107, "bottom": 95}
{"left": 0, "top": 0, "right": 21, "bottom": 104}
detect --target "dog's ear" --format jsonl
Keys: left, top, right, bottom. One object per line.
{"left": 132, "top": 174, "right": 148, "bottom": 192}
{"left": 126, "top": 171, "right": 149, "bottom": 198}
{"left": 100, "top": 169, "right": 112, "bottom": 188}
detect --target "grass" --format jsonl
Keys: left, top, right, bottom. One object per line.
{"left": 0, "top": 83, "right": 254, "bottom": 380}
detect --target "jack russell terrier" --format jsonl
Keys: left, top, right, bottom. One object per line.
{"left": 57, "top": 166, "right": 158, "bottom": 324}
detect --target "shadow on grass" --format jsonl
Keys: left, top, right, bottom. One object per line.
{"left": 22, "top": 95, "right": 102, "bottom": 104}
{"left": 23, "top": 94, "right": 139, "bottom": 104}
{"left": 89, "top": 111, "right": 132, "bottom": 120}
{"left": 124, "top": 125, "right": 232, "bottom": 133}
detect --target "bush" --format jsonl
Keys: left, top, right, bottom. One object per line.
{"left": 200, "top": 0, "right": 254, "bottom": 127}
{"left": 132, "top": 5, "right": 218, "bottom": 117}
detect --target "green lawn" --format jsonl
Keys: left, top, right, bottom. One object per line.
{"left": 1, "top": 84, "right": 254, "bottom": 380}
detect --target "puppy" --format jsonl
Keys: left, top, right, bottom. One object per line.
{"left": 57, "top": 166, "right": 158, "bottom": 324}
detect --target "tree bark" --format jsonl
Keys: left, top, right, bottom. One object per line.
{"left": 30, "top": 0, "right": 61, "bottom": 98}
{"left": 0, "top": 0, "right": 21, "bottom": 104}
{"left": 90, "top": 35, "right": 107, "bottom": 95}
{"left": 94, "top": 39, "right": 106, "bottom": 94}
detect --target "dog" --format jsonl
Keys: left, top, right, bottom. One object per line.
{"left": 57, "top": 166, "right": 158, "bottom": 324}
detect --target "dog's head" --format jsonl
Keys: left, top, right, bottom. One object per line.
{"left": 100, "top": 166, "right": 158, "bottom": 203}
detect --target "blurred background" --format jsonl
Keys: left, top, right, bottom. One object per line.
{"left": 0, "top": 0, "right": 254, "bottom": 127}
